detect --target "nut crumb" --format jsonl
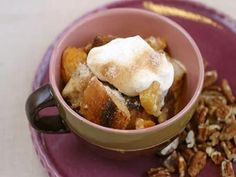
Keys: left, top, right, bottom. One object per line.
{"left": 186, "top": 130, "right": 195, "bottom": 148}
{"left": 160, "top": 138, "right": 179, "bottom": 156}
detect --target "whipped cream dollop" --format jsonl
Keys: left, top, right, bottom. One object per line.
{"left": 87, "top": 35, "right": 174, "bottom": 99}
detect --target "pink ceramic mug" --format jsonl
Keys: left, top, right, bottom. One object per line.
{"left": 26, "top": 8, "right": 204, "bottom": 153}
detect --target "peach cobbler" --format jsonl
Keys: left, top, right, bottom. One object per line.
{"left": 61, "top": 35, "right": 186, "bottom": 130}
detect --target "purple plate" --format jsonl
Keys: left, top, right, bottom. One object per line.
{"left": 30, "top": 0, "right": 236, "bottom": 177}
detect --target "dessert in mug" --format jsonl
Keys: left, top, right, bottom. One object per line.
{"left": 61, "top": 35, "right": 186, "bottom": 130}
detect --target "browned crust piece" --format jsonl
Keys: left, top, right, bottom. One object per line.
{"left": 92, "top": 35, "right": 116, "bottom": 48}
{"left": 80, "top": 77, "right": 130, "bottom": 129}
{"left": 169, "top": 58, "right": 186, "bottom": 99}
{"left": 62, "top": 64, "right": 93, "bottom": 109}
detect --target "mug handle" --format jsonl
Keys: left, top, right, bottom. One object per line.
{"left": 25, "top": 84, "right": 70, "bottom": 133}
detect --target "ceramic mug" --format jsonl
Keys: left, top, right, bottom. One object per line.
{"left": 26, "top": 8, "right": 204, "bottom": 153}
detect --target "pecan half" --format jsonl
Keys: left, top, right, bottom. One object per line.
{"left": 211, "top": 151, "right": 225, "bottom": 165}
{"left": 206, "top": 147, "right": 225, "bottom": 165}
{"left": 221, "top": 79, "right": 235, "bottom": 104}
{"left": 220, "top": 141, "right": 236, "bottom": 161}
{"left": 179, "top": 146, "right": 195, "bottom": 164}
{"left": 208, "top": 131, "right": 220, "bottom": 146}
{"left": 195, "top": 106, "right": 208, "bottom": 124}
{"left": 216, "top": 105, "right": 232, "bottom": 122}
{"left": 188, "top": 151, "right": 207, "bottom": 177}
{"left": 220, "top": 120, "right": 236, "bottom": 141}
{"left": 221, "top": 160, "right": 235, "bottom": 177}
{"left": 178, "top": 154, "right": 187, "bottom": 177}
{"left": 203, "top": 70, "right": 218, "bottom": 88}
{"left": 197, "top": 124, "right": 208, "bottom": 143}
{"left": 147, "top": 167, "right": 171, "bottom": 177}
{"left": 163, "top": 151, "right": 178, "bottom": 173}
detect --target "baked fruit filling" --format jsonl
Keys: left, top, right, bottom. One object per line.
{"left": 61, "top": 35, "right": 186, "bottom": 130}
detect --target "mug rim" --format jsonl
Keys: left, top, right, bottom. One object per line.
{"left": 49, "top": 8, "right": 204, "bottom": 135}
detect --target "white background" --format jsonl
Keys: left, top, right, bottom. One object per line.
{"left": 1, "top": 0, "right": 236, "bottom": 176}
